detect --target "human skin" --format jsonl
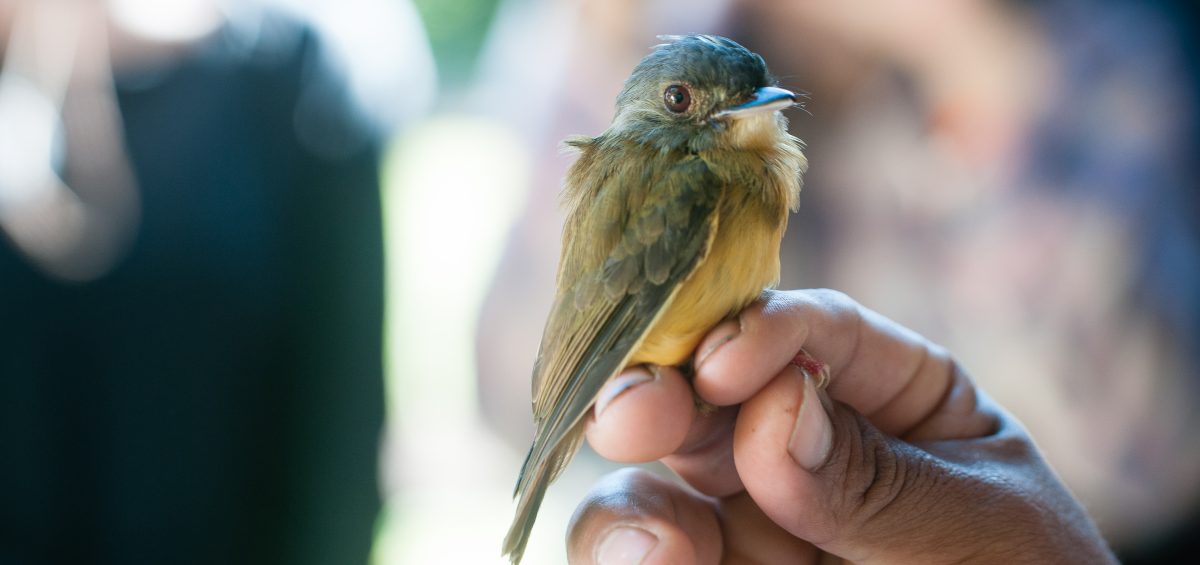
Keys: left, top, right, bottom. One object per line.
{"left": 567, "top": 289, "right": 1117, "bottom": 564}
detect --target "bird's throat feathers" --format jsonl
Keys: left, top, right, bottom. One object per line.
{"left": 563, "top": 120, "right": 806, "bottom": 216}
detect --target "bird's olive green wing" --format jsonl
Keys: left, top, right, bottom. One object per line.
{"left": 515, "top": 155, "right": 721, "bottom": 495}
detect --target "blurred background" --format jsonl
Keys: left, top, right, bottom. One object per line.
{"left": 1, "top": 0, "right": 1197, "bottom": 564}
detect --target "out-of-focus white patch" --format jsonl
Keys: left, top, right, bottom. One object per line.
{"left": 0, "top": 75, "right": 61, "bottom": 209}
{"left": 374, "top": 115, "right": 535, "bottom": 565}
{"left": 265, "top": 0, "right": 437, "bottom": 132}
{"left": 109, "top": 0, "right": 222, "bottom": 42}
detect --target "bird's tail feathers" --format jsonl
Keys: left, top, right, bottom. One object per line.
{"left": 503, "top": 430, "right": 584, "bottom": 564}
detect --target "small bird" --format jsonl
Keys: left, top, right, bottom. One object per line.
{"left": 504, "top": 35, "right": 807, "bottom": 563}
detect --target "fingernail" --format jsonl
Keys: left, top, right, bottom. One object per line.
{"left": 595, "top": 367, "right": 655, "bottom": 418}
{"left": 696, "top": 318, "right": 741, "bottom": 369}
{"left": 789, "top": 370, "right": 833, "bottom": 470}
{"left": 596, "top": 526, "right": 657, "bottom": 565}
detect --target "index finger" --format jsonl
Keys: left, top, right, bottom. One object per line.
{"left": 693, "top": 289, "right": 957, "bottom": 437}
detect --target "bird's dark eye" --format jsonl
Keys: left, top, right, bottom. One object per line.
{"left": 663, "top": 84, "right": 691, "bottom": 113}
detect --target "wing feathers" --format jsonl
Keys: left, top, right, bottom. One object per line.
{"left": 507, "top": 153, "right": 722, "bottom": 563}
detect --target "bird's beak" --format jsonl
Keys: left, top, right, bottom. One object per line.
{"left": 715, "top": 86, "right": 796, "bottom": 119}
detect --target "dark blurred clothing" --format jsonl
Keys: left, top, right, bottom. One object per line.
{"left": 0, "top": 13, "right": 384, "bottom": 565}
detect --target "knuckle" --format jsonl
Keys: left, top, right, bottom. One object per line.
{"left": 824, "top": 411, "right": 949, "bottom": 539}
{"left": 806, "top": 288, "right": 856, "bottom": 314}
{"left": 568, "top": 469, "right": 670, "bottom": 554}
{"left": 836, "top": 413, "right": 913, "bottom": 522}
{"left": 786, "top": 288, "right": 861, "bottom": 333}
{"left": 572, "top": 469, "right": 660, "bottom": 523}
{"left": 815, "top": 289, "right": 862, "bottom": 329}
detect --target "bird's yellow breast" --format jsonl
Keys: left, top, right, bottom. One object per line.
{"left": 629, "top": 141, "right": 801, "bottom": 366}
{"left": 629, "top": 202, "right": 783, "bottom": 366}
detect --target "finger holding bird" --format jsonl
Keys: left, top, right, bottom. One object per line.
{"left": 504, "top": 34, "right": 811, "bottom": 563}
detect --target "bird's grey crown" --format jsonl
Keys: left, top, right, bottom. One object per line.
{"left": 618, "top": 34, "right": 772, "bottom": 109}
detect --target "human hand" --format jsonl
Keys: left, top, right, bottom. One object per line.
{"left": 567, "top": 289, "right": 1116, "bottom": 564}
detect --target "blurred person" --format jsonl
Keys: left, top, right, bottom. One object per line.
{"left": 476, "top": 0, "right": 1200, "bottom": 561}
{"left": 0, "top": 1, "right": 391, "bottom": 564}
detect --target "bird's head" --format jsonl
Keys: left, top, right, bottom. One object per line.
{"left": 607, "top": 35, "right": 797, "bottom": 153}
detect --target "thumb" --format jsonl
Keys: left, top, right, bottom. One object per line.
{"left": 733, "top": 364, "right": 999, "bottom": 564}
